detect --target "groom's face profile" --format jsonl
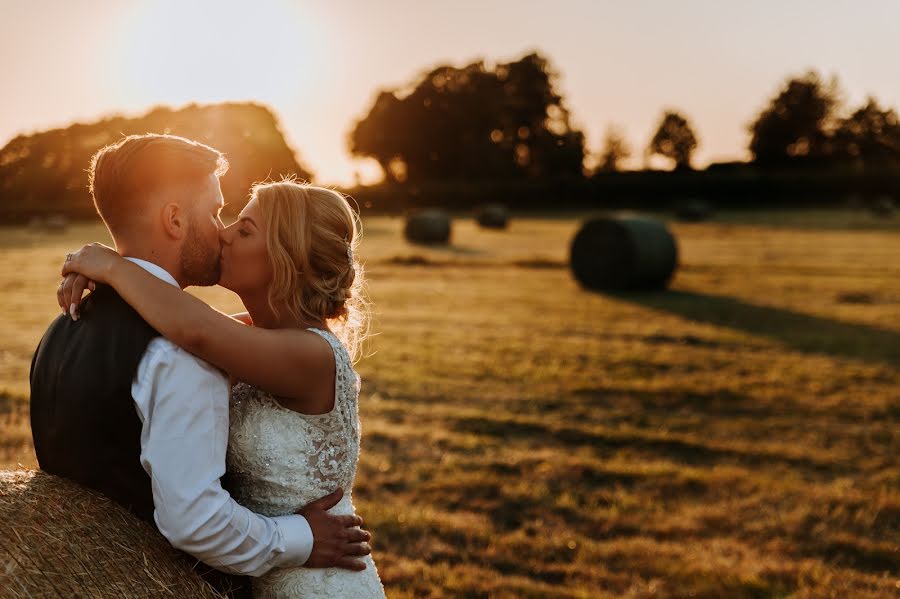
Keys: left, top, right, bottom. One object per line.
{"left": 178, "top": 173, "right": 226, "bottom": 287}
{"left": 90, "top": 134, "right": 230, "bottom": 287}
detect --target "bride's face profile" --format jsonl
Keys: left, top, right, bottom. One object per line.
{"left": 219, "top": 197, "right": 273, "bottom": 294}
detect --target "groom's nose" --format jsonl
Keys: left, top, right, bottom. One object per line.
{"left": 219, "top": 224, "right": 232, "bottom": 245}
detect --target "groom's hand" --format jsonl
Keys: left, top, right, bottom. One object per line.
{"left": 297, "top": 488, "right": 371, "bottom": 571}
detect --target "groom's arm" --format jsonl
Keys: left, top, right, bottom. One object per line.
{"left": 132, "top": 339, "right": 368, "bottom": 576}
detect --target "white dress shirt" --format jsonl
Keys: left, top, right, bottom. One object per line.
{"left": 126, "top": 258, "right": 314, "bottom": 576}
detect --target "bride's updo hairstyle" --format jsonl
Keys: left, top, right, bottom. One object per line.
{"left": 252, "top": 180, "right": 369, "bottom": 360}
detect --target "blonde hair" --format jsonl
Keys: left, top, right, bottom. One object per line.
{"left": 252, "top": 180, "right": 370, "bottom": 361}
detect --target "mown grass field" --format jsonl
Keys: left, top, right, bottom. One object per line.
{"left": 0, "top": 209, "right": 897, "bottom": 598}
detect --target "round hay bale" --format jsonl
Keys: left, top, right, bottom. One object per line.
{"left": 0, "top": 470, "right": 226, "bottom": 598}
{"left": 475, "top": 204, "right": 509, "bottom": 229}
{"left": 570, "top": 215, "right": 678, "bottom": 291}
{"left": 674, "top": 198, "right": 712, "bottom": 222}
{"left": 404, "top": 210, "right": 451, "bottom": 245}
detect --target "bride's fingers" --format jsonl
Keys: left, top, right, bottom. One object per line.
{"left": 60, "top": 274, "right": 78, "bottom": 318}
{"left": 60, "top": 274, "right": 90, "bottom": 320}
{"left": 61, "top": 251, "right": 77, "bottom": 277}
{"left": 56, "top": 279, "right": 67, "bottom": 314}
{"left": 68, "top": 275, "right": 91, "bottom": 319}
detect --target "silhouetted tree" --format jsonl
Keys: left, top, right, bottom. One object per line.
{"left": 348, "top": 52, "right": 586, "bottom": 183}
{"left": 647, "top": 111, "right": 698, "bottom": 170}
{"left": 596, "top": 126, "right": 631, "bottom": 173}
{"left": 831, "top": 97, "right": 900, "bottom": 166}
{"left": 748, "top": 71, "right": 840, "bottom": 166}
{"left": 0, "top": 103, "right": 312, "bottom": 221}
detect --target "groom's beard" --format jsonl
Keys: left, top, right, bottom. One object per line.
{"left": 180, "top": 217, "right": 221, "bottom": 287}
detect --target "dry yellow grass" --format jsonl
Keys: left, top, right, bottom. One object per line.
{"left": 0, "top": 210, "right": 897, "bottom": 597}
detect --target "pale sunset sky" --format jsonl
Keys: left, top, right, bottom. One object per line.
{"left": 2, "top": 0, "right": 899, "bottom": 185}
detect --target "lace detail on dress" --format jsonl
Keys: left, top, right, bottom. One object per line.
{"left": 226, "top": 328, "right": 384, "bottom": 598}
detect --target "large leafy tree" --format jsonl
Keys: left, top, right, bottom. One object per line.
{"left": 348, "top": 52, "right": 585, "bottom": 183}
{"left": 748, "top": 71, "right": 840, "bottom": 166}
{"left": 0, "top": 103, "right": 312, "bottom": 220}
{"left": 647, "top": 111, "right": 698, "bottom": 170}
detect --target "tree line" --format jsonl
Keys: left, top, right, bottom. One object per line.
{"left": 0, "top": 103, "right": 312, "bottom": 221}
{"left": 348, "top": 53, "right": 900, "bottom": 180}
{"left": 2, "top": 51, "right": 898, "bottom": 220}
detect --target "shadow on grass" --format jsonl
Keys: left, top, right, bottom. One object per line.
{"left": 807, "top": 536, "right": 900, "bottom": 574}
{"left": 451, "top": 415, "right": 845, "bottom": 476}
{"left": 573, "top": 386, "right": 768, "bottom": 418}
{"left": 608, "top": 289, "right": 900, "bottom": 368}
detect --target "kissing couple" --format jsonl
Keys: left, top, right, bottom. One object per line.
{"left": 30, "top": 133, "right": 386, "bottom": 598}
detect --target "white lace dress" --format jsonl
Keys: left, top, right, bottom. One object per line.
{"left": 226, "top": 328, "right": 385, "bottom": 598}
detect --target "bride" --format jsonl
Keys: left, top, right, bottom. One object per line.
{"left": 60, "top": 180, "right": 386, "bottom": 598}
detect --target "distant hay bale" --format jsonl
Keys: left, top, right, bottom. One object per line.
{"left": 475, "top": 204, "right": 509, "bottom": 229}
{"left": 570, "top": 215, "right": 678, "bottom": 291}
{"left": 404, "top": 210, "right": 451, "bottom": 245}
{"left": 0, "top": 470, "right": 226, "bottom": 598}
{"left": 674, "top": 198, "right": 712, "bottom": 222}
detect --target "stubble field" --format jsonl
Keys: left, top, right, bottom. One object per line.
{"left": 0, "top": 209, "right": 897, "bottom": 598}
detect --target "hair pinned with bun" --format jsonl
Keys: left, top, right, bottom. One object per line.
{"left": 252, "top": 179, "right": 370, "bottom": 360}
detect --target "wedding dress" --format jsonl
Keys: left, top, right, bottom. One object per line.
{"left": 226, "top": 328, "right": 386, "bottom": 598}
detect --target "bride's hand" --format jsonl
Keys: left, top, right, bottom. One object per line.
{"left": 62, "top": 242, "right": 119, "bottom": 282}
{"left": 57, "top": 243, "right": 120, "bottom": 320}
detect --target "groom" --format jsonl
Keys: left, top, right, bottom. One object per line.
{"left": 30, "top": 134, "right": 371, "bottom": 597}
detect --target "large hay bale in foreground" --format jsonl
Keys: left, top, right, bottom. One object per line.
{"left": 0, "top": 470, "right": 225, "bottom": 598}
{"left": 570, "top": 215, "right": 678, "bottom": 291}
{"left": 404, "top": 210, "right": 452, "bottom": 245}
{"left": 475, "top": 203, "right": 510, "bottom": 229}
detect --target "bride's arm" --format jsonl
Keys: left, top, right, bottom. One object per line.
{"left": 62, "top": 244, "right": 333, "bottom": 409}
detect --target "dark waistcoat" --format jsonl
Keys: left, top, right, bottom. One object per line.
{"left": 30, "top": 285, "right": 159, "bottom": 521}
{"left": 29, "top": 285, "right": 251, "bottom": 598}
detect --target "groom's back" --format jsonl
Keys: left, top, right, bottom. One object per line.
{"left": 30, "top": 285, "right": 160, "bottom": 522}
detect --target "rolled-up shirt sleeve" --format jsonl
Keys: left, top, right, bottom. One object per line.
{"left": 132, "top": 337, "right": 313, "bottom": 576}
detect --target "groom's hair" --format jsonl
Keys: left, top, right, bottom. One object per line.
{"left": 89, "top": 134, "right": 229, "bottom": 236}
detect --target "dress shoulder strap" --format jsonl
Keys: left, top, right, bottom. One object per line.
{"left": 306, "top": 328, "right": 350, "bottom": 370}
{"left": 306, "top": 328, "right": 359, "bottom": 426}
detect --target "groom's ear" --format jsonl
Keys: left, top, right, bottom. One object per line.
{"left": 161, "top": 202, "right": 186, "bottom": 241}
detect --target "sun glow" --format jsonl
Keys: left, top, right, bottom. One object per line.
{"left": 114, "top": 0, "right": 326, "bottom": 109}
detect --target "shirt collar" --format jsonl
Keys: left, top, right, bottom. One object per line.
{"left": 124, "top": 257, "right": 179, "bottom": 288}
